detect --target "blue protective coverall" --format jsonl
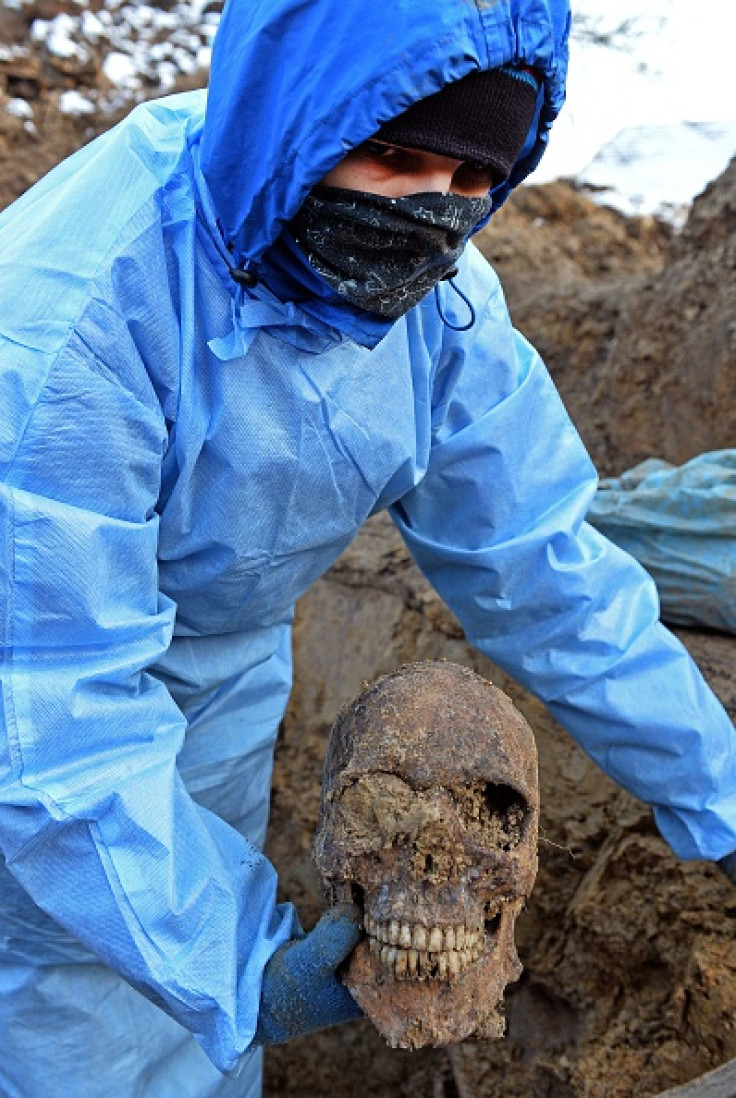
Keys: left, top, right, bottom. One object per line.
{"left": 1, "top": 0, "right": 735, "bottom": 1093}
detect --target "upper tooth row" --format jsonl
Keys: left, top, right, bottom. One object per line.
{"left": 365, "top": 916, "right": 481, "bottom": 952}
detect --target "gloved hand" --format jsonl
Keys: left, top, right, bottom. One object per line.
{"left": 718, "top": 850, "right": 736, "bottom": 887}
{"left": 254, "top": 902, "right": 363, "bottom": 1044}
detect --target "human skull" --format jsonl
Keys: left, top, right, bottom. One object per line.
{"left": 314, "top": 661, "right": 539, "bottom": 1049}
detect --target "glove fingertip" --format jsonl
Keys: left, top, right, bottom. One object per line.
{"left": 329, "top": 901, "right": 363, "bottom": 926}
{"left": 314, "top": 906, "right": 363, "bottom": 964}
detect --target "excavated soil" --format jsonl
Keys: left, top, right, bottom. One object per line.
{"left": 477, "top": 164, "right": 736, "bottom": 477}
{"left": 2, "top": 16, "right": 736, "bottom": 1095}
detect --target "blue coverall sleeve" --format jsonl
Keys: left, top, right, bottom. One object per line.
{"left": 392, "top": 264, "right": 736, "bottom": 862}
{"left": 0, "top": 327, "right": 297, "bottom": 1074}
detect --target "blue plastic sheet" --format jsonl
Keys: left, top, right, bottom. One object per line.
{"left": 588, "top": 451, "right": 736, "bottom": 633}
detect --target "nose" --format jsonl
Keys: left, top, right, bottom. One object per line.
{"left": 418, "top": 165, "right": 459, "bottom": 194}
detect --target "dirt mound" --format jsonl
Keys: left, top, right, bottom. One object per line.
{"left": 583, "top": 159, "right": 736, "bottom": 474}
{"left": 478, "top": 164, "right": 736, "bottom": 476}
{"left": 477, "top": 179, "right": 670, "bottom": 302}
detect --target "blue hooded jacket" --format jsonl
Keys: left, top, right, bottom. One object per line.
{"left": 0, "top": 0, "right": 734, "bottom": 1087}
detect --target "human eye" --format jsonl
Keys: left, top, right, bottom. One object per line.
{"left": 454, "top": 160, "right": 499, "bottom": 193}
{"left": 359, "top": 140, "right": 412, "bottom": 168}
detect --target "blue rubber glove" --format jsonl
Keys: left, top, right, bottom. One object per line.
{"left": 718, "top": 851, "right": 736, "bottom": 887}
{"left": 254, "top": 903, "right": 363, "bottom": 1044}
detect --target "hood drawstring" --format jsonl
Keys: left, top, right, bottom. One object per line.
{"left": 434, "top": 277, "right": 476, "bottom": 332}
{"left": 205, "top": 206, "right": 261, "bottom": 290}
{"left": 230, "top": 265, "right": 259, "bottom": 288}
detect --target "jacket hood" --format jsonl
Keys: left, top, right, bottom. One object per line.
{"left": 200, "top": 0, "right": 571, "bottom": 272}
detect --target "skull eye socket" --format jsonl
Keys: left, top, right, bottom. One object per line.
{"left": 483, "top": 783, "right": 530, "bottom": 850}
{"left": 458, "top": 783, "right": 530, "bottom": 851}
{"left": 333, "top": 773, "right": 418, "bottom": 852}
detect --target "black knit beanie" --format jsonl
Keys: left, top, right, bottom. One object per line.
{"left": 375, "top": 65, "right": 539, "bottom": 184}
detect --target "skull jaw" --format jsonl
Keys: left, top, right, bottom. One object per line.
{"left": 345, "top": 905, "right": 523, "bottom": 1049}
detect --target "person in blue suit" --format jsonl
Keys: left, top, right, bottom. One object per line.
{"left": 0, "top": 0, "right": 734, "bottom": 1094}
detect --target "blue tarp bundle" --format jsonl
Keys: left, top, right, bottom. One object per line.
{"left": 589, "top": 450, "right": 736, "bottom": 634}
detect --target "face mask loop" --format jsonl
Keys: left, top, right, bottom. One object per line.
{"left": 290, "top": 186, "right": 492, "bottom": 319}
{"left": 434, "top": 279, "right": 476, "bottom": 332}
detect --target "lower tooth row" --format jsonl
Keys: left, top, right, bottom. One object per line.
{"left": 368, "top": 939, "right": 482, "bottom": 979}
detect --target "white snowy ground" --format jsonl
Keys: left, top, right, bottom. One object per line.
{"left": 574, "top": 121, "right": 736, "bottom": 225}
{"left": 1, "top": 0, "right": 735, "bottom": 223}
{"left": 537, "top": 0, "right": 736, "bottom": 222}
{"left": 0, "top": 0, "right": 219, "bottom": 114}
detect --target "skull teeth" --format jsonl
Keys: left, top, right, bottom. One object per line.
{"left": 365, "top": 915, "right": 482, "bottom": 952}
{"left": 368, "top": 937, "right": 483, "bottom": 980}
{"left": 364, "top": 916, "right": 488, "bottom": 981}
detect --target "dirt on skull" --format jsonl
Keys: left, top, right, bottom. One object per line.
{"left": 314, "top": 660, "right": 539, "bottom": 1049}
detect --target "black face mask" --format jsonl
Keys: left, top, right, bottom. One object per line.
{"left": 289, "top": 186, "right": 492, "bottom": 319}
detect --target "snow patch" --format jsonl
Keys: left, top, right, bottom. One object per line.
{"left": 102, "top": 51, "right": 140, "bottom": 89}
{"left": 4, "top": 97, "right": 33, "bottom": 118}
{"left": 58, "top": 89, "right": 97, "bottom": 115}
{"left": 32, "top": 14, "right": 90, "bottom": 63}
{"left": 577, "top": 121, "right": 736, "bottom": 225}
